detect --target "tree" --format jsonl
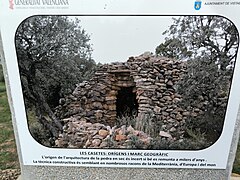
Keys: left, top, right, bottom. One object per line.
{"left": 156, "top": 16, "right": 239, "bottom": 144}
{"left": 156, "top": 16, "right": 238, "bottom": 70}
{"left": 15, "top": 16, "right": 95, "bottom": 140}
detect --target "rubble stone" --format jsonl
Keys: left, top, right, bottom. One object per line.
{"left": 55, "top": 119, "right": 152, "bottom": 149}
{"left": 54, "top": 54, "right": 200, "bottom": 147}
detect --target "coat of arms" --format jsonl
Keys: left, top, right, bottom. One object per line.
{"left": 194, "top": 0, "right": 202, "bottom": 10}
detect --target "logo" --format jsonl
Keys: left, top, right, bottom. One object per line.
{"left": 9, "top": 0, "right": 14, "bottom": 9}
{"left": 8, "top": 0, "right": 69, "bottom": 10}
{"left": 194, "top": 0, "right": 202, "bottom": 10}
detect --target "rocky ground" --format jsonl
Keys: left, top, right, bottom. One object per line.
{"left": 0, "top": 169, "right": 20, "bottom": 180}
{"left": 55, "top": 117, "right": 153, "bottom": 149}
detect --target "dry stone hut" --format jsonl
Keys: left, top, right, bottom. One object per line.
{"left": 55, "top": 54, "right": 192, "bottom": 146}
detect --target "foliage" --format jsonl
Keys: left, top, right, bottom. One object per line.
{"left": 176, "top": 58, "right": 230, "bottom": 104}
{"left": 26, "top": 109, "right": 53, "bottom": 146}
{"left": 233, "top": 143, "right": 240, "bottom": 174}
{"left": 0, "top": 83, "right": 11, "bottom": 123}
{"left": 115, "top": 112, "right": 137, "bottom": 128}
{"left": 176, "top": 58, "right": 231, "bottom": 142}
{"left": 156, "top": 16, "right": 238, "bottom": 69}
{"left": 156, "top": 38, "right": 192, "bottom": 60}
{"left": 116, "top": 112, "right": 160, "bottom": 137}
{"left": 0, "top": 64, "right": 4, "bottom": 82}
{"left": 127, "top": 134, "right": 147, "bottom": 149}
{"left": 135, "top": 113, "right": 158, "bottom": 137}
{"left": 149, "top": 129, "right": 210, "bottom": 150}
{"left": 0, "top": 84, "right": 6, "bottom": 92}
{"left": 156, "top": 16, "right": 238, "bottom": 145}
{"left": 15, "top": 16, "right": 96, "bottom": 139}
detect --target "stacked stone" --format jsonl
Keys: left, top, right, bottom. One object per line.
{"left": 55, "top": 62, "right": 135, "bottom": 126}
{"left": 55, "top": 54, "right": 193, "bottom": 142}
{"left": 126, "top": 54, "right": 189, "bottom": 138}
{"left": 55, "top": 117, "right": 152, "bottom": 149}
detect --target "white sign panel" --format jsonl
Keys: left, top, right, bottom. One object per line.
{"left": 1, "top": 0, "right": 240, "bottom": 169}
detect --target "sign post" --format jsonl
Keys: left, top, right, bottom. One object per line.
{"left": 1, "top": 0, "right": 240, "bottom": 179}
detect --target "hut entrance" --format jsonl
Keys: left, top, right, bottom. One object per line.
{"left": 116, "top": 87, "right": 138, "bottom": 117}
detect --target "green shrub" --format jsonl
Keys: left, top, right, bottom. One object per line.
{"left": 28, "top": 121, "right": 52, "bottom": 147}
{"left": 175, "top": 59, "right": 229, "bottom": 146}
{"left": 0, "top": 65, "right": 5, "bottom": 82}
{"left": 0, "top": 85, "right": 6, "bottom": 92}
{"left": 27, "top": 109, "right": 52, "bottom": 147}
{"left": 149, "top": 131, "right": 210, "bottom": 150}
{"left": 135, "top": 113, "right": 156, "bottom": 136}
{"left": 115, "top": 112, "right": 137, "bottom": 128}
{"left": 233, "top": 143, "right": 240, "bottom": 174}
{"left": 115, "top": 111, "right": 213, "bottom": 150}
{"left": 116, "top": 111, "right": 163, "bottom": 137}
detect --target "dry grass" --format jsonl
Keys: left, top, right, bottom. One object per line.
{"left": 0, "top": 82, "right": 20, "bottom": 170}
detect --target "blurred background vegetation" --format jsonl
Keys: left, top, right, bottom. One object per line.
{"left": 0, "top": 64, "right": 20, "bottom": 170}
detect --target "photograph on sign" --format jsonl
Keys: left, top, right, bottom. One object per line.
{"left": 14, "top": 15, "right": 238, "bottom": 151}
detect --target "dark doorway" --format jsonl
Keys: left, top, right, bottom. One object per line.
{"left": 116, "top": 87, "right": 138, "bottom": 117}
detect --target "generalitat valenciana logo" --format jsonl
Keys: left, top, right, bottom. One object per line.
{"left": 194, "top": 0, "right": 202, "bottom": 10}
{"left": 9, "top": 0, "right": 69, "bottom": 9}
{"left": 9, "top": 0, "right": 14, "bottom": 9}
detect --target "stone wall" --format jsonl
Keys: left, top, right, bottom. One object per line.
{"left": 55, "top": 54, "right": 195, "bottom": 144}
